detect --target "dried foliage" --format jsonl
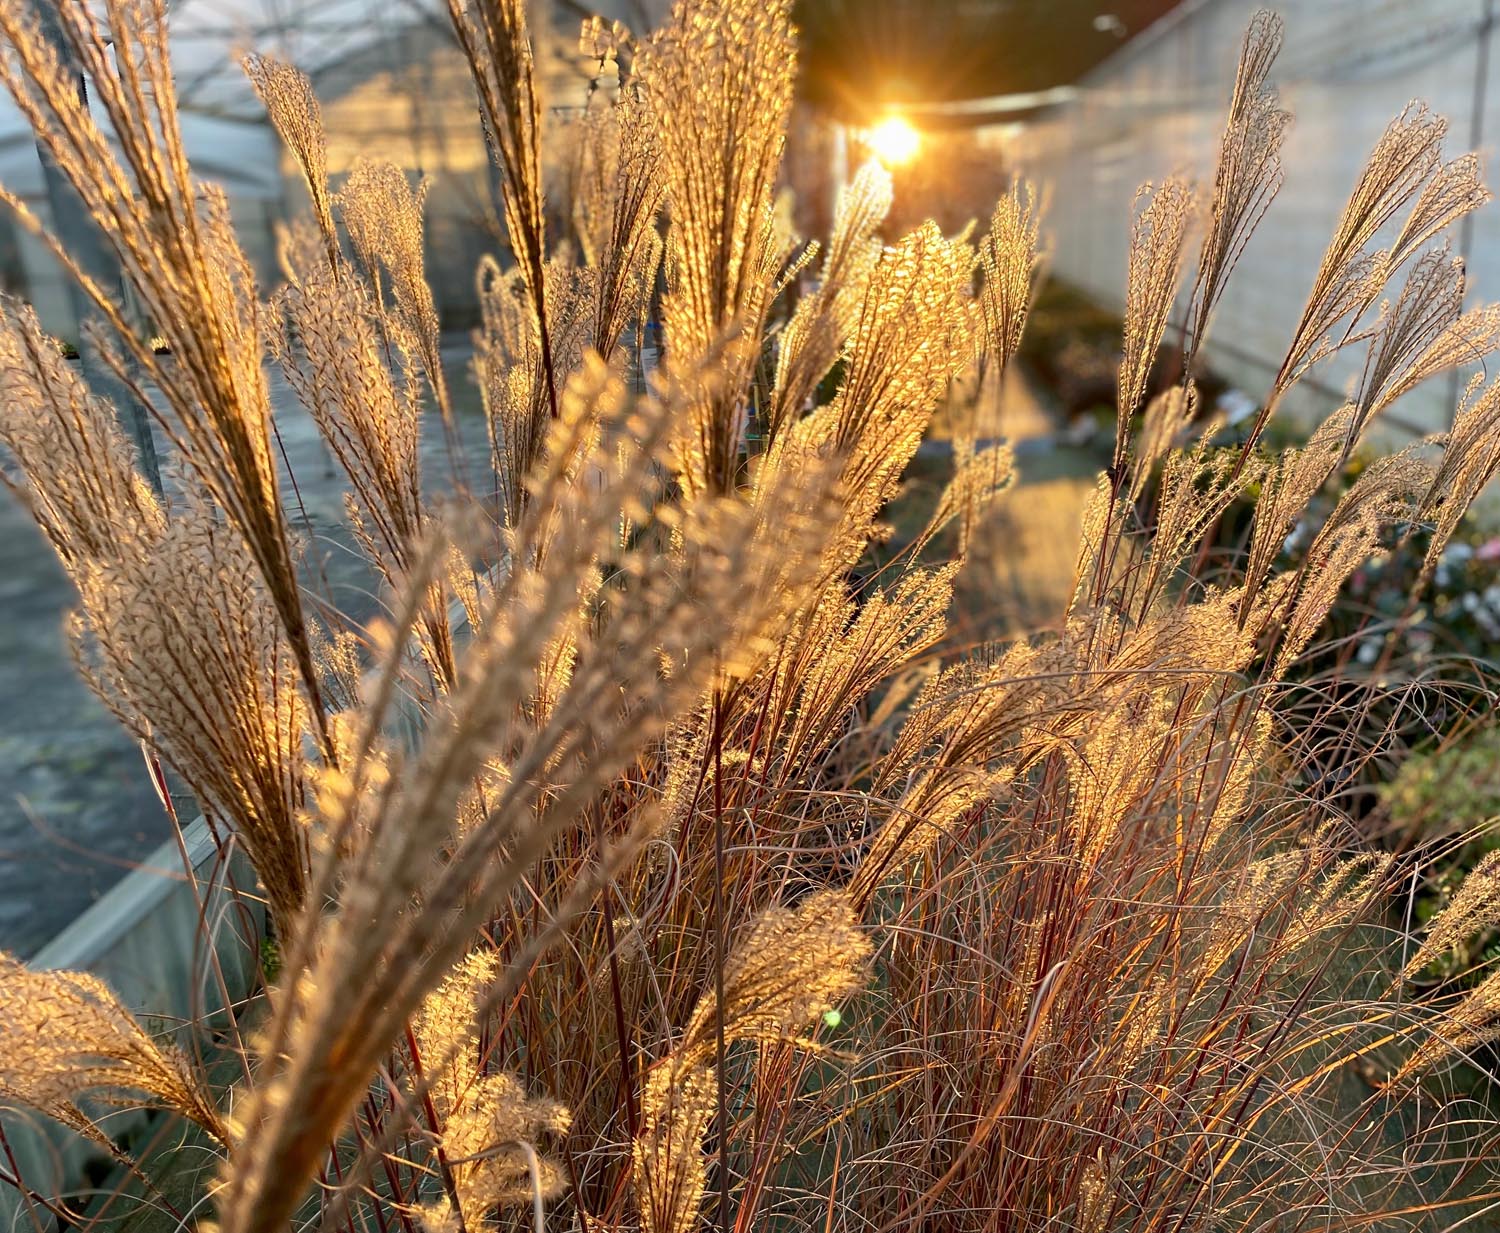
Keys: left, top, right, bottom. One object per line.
{"left": 1183, "top": 10, "right": 1288, "bottom": 369}
{"left": 5, "top": 5, "right": 1500, "bottom": 1233}
{"left": 978, "top": 180, "right": 1044, "bottom": 381}
{"left": 0, "top": 298, "right": 164, "bottom": 567}
{"left": 574, "top": 89, "right": 666, "bottom": 361}
{"left": 447, "top": 0, "right": 555, "bottom": 420}
{"left": 0, "top": 0, "right": 334, "bottom": 751}
{"left": 1118, "top": 178, "right": 1192, "bottom": 460}
{"left": 770, "top": 160, "right": 889, "bottom": 442}
{"left": 243, "top": 53, "right": 338, "bottom": 271}
{"left": 70, "top": 505, "right": 311, "bottom": 944}
{"left": 639, "top": 0, "right": 796, "bottom": 494}
{"left": 0, "top": 954, "right": 226, "bottom": 1145}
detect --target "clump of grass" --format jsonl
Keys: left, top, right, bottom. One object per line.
{"left": 3, "top": 3, "right": 1500, "bottom": 1232}
{"left": 0, "top": 954, "right": 227, "bottom": 1147}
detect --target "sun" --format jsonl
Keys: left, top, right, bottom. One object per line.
{"left": 866, "top": 114, "right": 921, "bottom": 167}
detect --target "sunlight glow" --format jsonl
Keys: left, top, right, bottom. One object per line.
{"left": 867, "top": 114, "right": 921, "bottom": 167}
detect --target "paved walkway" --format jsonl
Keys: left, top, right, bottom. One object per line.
{"left": 951, "top": 366, "right": 1103, "bottom": 643}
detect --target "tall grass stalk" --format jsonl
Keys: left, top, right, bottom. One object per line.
{"left": 4, "top": 3, "right": 1500, "bottom": 1231}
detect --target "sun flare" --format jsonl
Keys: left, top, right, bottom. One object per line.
{"left": 867, "top": 113, "right": 921, "bottom": 166}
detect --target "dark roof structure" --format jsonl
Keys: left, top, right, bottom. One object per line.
{"left": 795, "top": 0, "right": 1185, "bottom": 125}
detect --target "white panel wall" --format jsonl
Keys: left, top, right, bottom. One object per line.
{"left": 6, "top": 189, "right": 282, "bottom": 341}
{"left": 1010, "top": 0, "right": 1498, "bottom": 437}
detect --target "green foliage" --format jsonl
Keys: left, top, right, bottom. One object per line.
{"left": 1384, "top": 725, "right": 1500, "bottom": 837}
{"left": 259, "top": 936, "right": 283, "bottom": 983}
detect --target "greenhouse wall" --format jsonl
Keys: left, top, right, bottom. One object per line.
{"left": 1009, "top": 0, "right": 1500, "bottom": 438}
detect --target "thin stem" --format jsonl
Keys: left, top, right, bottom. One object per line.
{"left": 711, "top": 685, "right": 730, "bottom": 1233}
